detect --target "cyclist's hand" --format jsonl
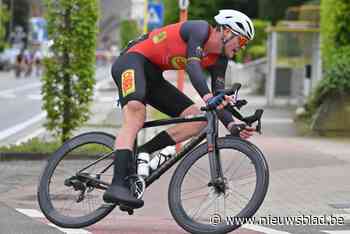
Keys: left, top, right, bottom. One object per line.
{"left": 205, "top": 93, "right": 231, "bottom": 110}
{"left": 228, "top": 123, "right": 255, "bottom": 139}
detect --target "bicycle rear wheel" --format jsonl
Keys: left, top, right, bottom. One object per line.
{"left": 168, "top": 137, "right": 269, "bottom": 234}
{"left": 38, "top": 132, "right": 117, "bottom": 228}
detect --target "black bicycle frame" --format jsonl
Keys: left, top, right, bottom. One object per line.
{"left": 76, "top": 110, "right": 224, "bottom": 189}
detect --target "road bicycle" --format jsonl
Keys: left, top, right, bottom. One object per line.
{"left": 38, "top": 83, "right": 269, "bottom": 234}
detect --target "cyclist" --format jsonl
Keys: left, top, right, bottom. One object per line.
{"left": 104, "top": 9, "right": 256, "bottom": 209}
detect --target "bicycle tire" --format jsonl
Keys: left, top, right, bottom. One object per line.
{"left": 168, "top": 137, "right": 269, "bottom": 234}
{"left": 37, "top": 132, "right": 117, "bottom": 228}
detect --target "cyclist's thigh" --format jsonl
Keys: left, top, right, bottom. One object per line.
{"left": 111, "top": 52, "right": 148, "bottom": 107}
{"left": 146, "top": 75, "right": 194, "bottom": 118}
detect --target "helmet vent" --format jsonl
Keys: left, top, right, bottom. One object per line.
{"left": 246, "top": 20, "right": 253, "bottom": 34}
{"left": 235, "top": 22, "right": 245, "bottom": 31}
{"left": 225, "top": 16, "right": 233, "bottom": 19}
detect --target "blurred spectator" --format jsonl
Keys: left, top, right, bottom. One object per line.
{"left": 23, "top": 49, "right": 34, "bottom": 77}
{"left": 15, "top": 50, "right": 25, "bottom": 78}
{"left": 33, "top": 49, "right": 43, "bottom": 77}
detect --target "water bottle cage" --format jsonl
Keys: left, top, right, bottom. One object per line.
{"left": 154, "top": 153, "right": 171, "bottom": 169}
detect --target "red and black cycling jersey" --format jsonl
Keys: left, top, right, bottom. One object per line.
{"left": 122, "top": 20, "right": 234, "bottom": 127}
{"left": 126, "top": 20, "right": 227, "bottom": 97}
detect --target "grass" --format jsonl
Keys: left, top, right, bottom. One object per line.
{"left": 0, "top": 137, "right": 111, "bottom": 155}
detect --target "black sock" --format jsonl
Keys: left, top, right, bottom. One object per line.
{"left": 112, "top": 149, "right": 133, "bottom": 184}
{"left": 138, "top": 131, "right": 176, "bottom": 154}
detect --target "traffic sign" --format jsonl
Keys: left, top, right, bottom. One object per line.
{"left": 148, "top": 2, "right": 164, "bottom": 31}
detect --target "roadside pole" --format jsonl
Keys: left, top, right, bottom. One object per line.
{"left": 176, "top": 0, "right": 189, "bottom": 92}
{"left": 143, "top": 0, "right": 148, "bottom": 34}
{"left": 176, "top": 0, "right": 189, "bottom": 152}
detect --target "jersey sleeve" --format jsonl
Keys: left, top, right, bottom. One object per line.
{"left": 180, "top": 21, "right": 211, "bottom": 98}
{"left": 208, "top": 56, "right": 235, "bottom": 128}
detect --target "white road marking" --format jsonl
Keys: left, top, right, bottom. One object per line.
{"left": 16, "top": 208, "right": 91, "bottom": 234}
{"left": 0, "top": 112, "right": 46, "bottom": 141}
{"left": 48, "top": 224, "right": 92, "bottom": 234}
{"left": 0, "top": 82, "right": 41, "bottom": 95}
{"left": 27, "top": 94, "right": 42, "bottom": 100}
{"left": 322, "top": 231, "right": 350, "bottom": 234}
{"left": 0, "top": 93, "right": 16, "bottom": 98}
{"left": 16, "top": 208, "right": 45, "bottom": 218}
{"left": 15, "top": 128, "right": 46, "bottom": 145}
{"left": 243, "top": 224, "right": 291, "bottom": 234}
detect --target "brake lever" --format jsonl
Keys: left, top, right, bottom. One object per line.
{"left": 235, "top": 99, "right": 247, "bottom": 110}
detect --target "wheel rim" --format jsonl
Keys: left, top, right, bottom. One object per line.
{"left": 179, "top": 147, "right": 258, "bottom": 226}
{"left": 46, "top": 142, "right": 115, "bottom": 219}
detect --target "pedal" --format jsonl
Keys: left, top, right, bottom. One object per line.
{"left": 119, "top": 204, "right": 134, "bottom": 215}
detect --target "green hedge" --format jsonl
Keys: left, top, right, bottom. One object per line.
{"left": 308, "top": 47, "right": 350, "bottom": 113}
{"left": 306, "top": 0, "right": 350, "bottom": 115}
{"left": 321, "top": 0, "right": 350, "bottom": 68}
{"left": 0, "top": 4, "right": 9, "bottom": 52}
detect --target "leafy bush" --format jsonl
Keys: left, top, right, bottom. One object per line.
{"left": 43, "top": 0, "right": 99, "bottom": 143}
{"left": 0, "top": 4, "right": 10, "bottom": 52}
{"left": 321, "top": 0, "right": 350, "bottom": 69}
{"left": 247, "top": 45, "right": 266, "bottom": 60}
{"left": 306, "top": 0, "right": 350, "bottom": 116}
{"left": 308, "top": 47, "right": 350, "bottom": 113}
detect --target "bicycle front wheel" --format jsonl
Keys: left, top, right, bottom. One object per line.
{"left": 168, "top": 137, "right": 269, "bottom": 234}
{"left": 38, "top": 132, "right": 117, "bottom": 228}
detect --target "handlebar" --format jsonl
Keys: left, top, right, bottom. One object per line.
{"left": 200, "top": 82, "right": 264, "bottom": 134}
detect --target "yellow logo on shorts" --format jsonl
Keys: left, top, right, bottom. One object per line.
{"left": 170, "top": 56, "right": 187, "bottom": 69}
{"left": 121, "top": 69, "right": 135, "bottom": 97}
{"left": 152, "top": 31, "right": 167, "bottom": 44}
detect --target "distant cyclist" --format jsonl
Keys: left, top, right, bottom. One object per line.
{"left": 104, "top": 9, "right": 256, "bottom": 209}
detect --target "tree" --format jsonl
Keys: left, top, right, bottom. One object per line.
{"left": 43, "top": 0, "right": 99, "bottom": 142}
{"left": 258, "top": 0, "right": 310, "bottom": 24}
{"left": 0, "top": 3, "right": 10, "bottom": 51}
{"left": 164, "top": 0, "right": 258, "bottom": 25}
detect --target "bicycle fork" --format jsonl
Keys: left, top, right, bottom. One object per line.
{"left": 206, "top": 111, "right": 226, "bottom": 193}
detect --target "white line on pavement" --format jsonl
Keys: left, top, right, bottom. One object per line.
{"left": 322, "top": 231, "right": 350, "bottom": 234}
{"left": 243, "top": 224, "right": 291, "bottom": 234}
{"left": 16, "top": 208, "right": 45, "bottom": 218}
{"left": 27, "top": 94, "right": 42, "bottom": 100}
{"left": 0, "top": 112, "right": 46, "bottom": 141}
{"left": 15, "top": 128, "right": 46, "bottom": 145}
{"left": 48, "top": 224, "right": 92, "bottom": 234}
{"left": 16, "top": 209, "right": 91, "bottom": 234}
{"left": 0, "top": 82, "right": 41, "bottom": 94}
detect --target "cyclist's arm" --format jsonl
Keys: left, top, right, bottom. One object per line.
{"left": 207, "top": 56, "right": 235, "bottom": 128}
{"left": 180, "top": 20, "right": 211, "bottom": 99}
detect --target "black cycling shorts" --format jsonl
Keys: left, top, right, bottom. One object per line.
{"left": 111, "top": 52, "right": 194, "bottom": 117}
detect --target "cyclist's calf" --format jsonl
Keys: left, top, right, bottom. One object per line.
{"left": 115, "top": 101, "right": 146, "bottom": 149}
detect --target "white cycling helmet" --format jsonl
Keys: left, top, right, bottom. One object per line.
{"left": 214, "top": 9, "right": 255, "bottom": 40}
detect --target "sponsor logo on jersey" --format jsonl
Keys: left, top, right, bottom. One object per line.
{"left": 152, "top": 31, "right": 167, "bottom": 44}
{"left": 170, "top": 56, "right": 187, "bottom": 69}
{"left": 121, "top": 69, "right": 135, "bottom": 97}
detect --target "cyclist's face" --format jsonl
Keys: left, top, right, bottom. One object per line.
{"left": 224, "top": 33, "right": 248, "bottom": 59}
